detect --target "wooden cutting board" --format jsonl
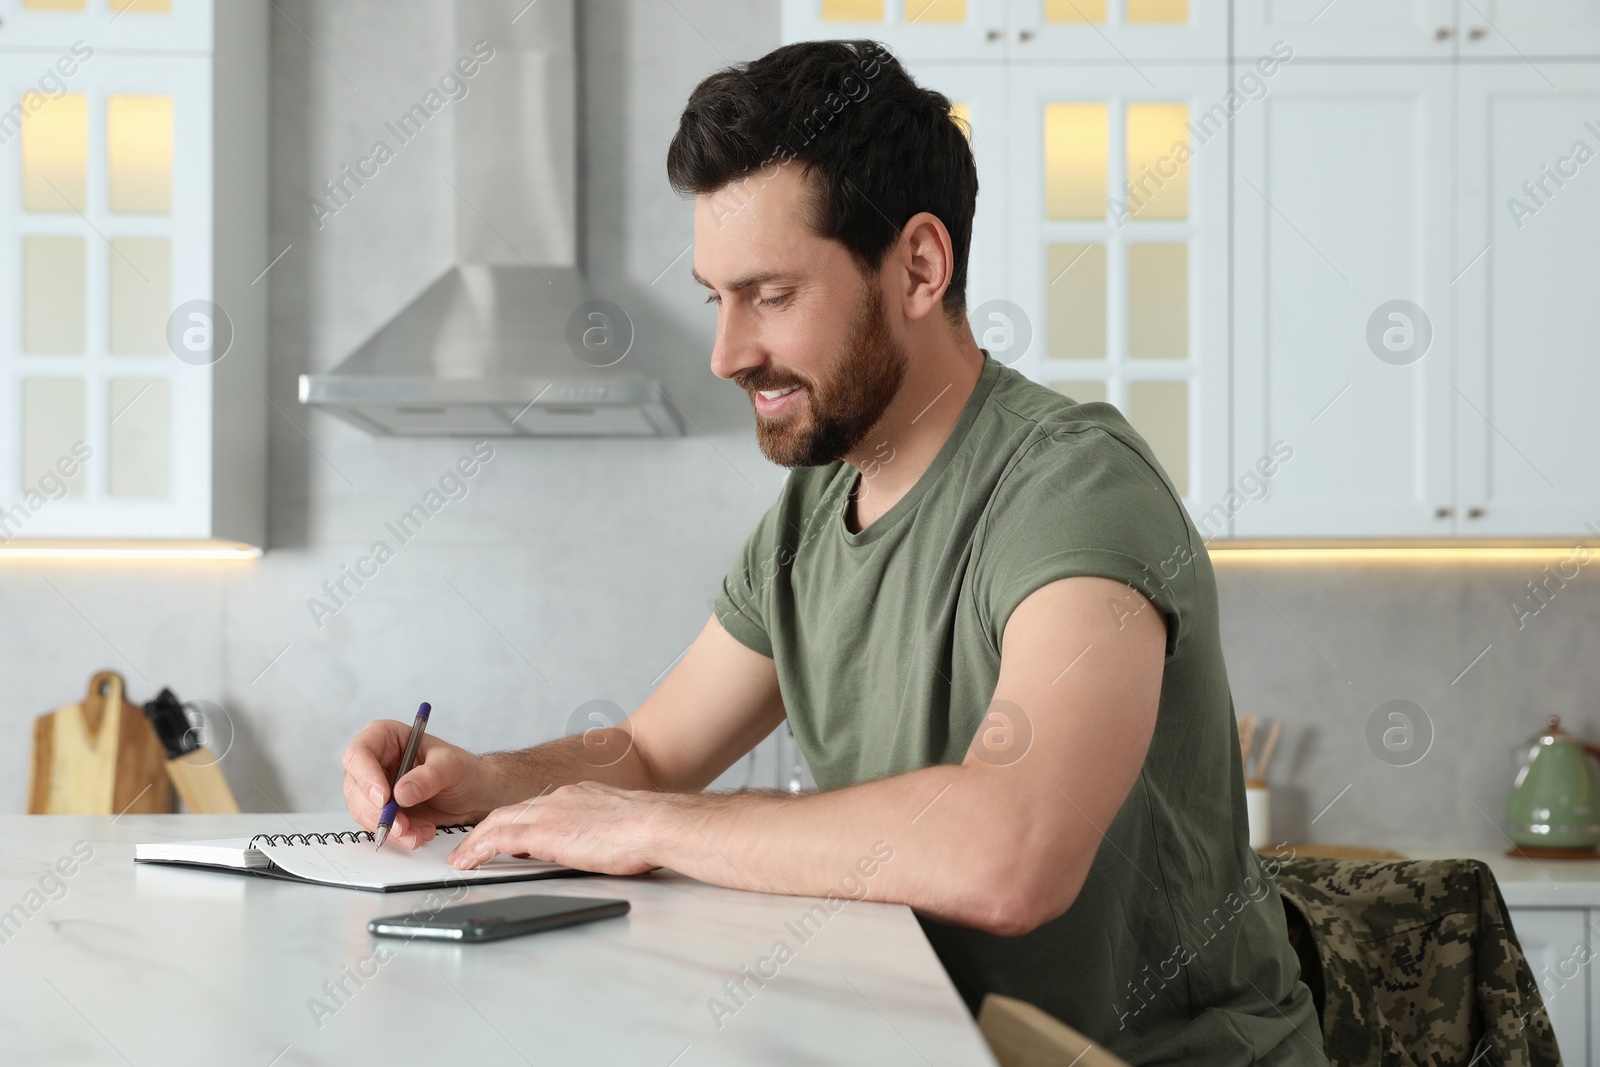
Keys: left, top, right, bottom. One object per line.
{"left": 28, "top": 671, "right": 172, "bottom": 815}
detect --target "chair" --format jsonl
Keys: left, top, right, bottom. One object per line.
{"left": 1273, "top": 855, "right": 1561, "bottom": 1067}
{"left": 978, "top": 994, "right": 1132, "bottom": 1067}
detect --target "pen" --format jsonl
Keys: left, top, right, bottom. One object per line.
{"left": 374, "top": 702, "right": 431, "bottom": 850}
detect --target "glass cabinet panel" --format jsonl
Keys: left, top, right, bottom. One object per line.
{"left": 1128, "top": 0, "right": 1187, "bottom": 22}
{"left": 1045, "top": 0, "right": 1107, "bottom": 22}
{"left": 1049, "top": 380, "right": 1108, "bottom": 404}
{"left": 1128, "top": 242, "right": 1188, "bottom": 359}
{"left": 1125, "top": 102, "right": 1189, "bottom": 220}
{"left": 107, "top": 95, "right": 174, "bottom": 214}
{"left": 821, "top": 0, "right": 885, "bottom": 20}
{"left": 21, "top": 93, "right": 88, "bottom": 213}
{"left": 108, "top": 379, "right": 172, "bottom": 498}
{"left": 907, "top": 0, "right": 966, "bottom": 21}
{"left": 23, "top": 235, "right": 86, "bottom": 354}
{"left": 1127, "top": 380, "right": 1189, "bottom": 495}
{"left": 1046, "top": 242, "right": 1106, "bottom": 360}
{"left": 23, "top": 379, "right": 87, "bottom": 496}
{"left": 950, "top": 101, "right": 971, "bottom": 137}
{"left": 108, "top": 237, "right": 172, "bottom": 355}
{"left": 1045, "top": 103, "right": 1107, "bottom": 219}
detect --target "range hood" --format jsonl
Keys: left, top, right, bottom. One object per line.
{"left": 298, "top": 0, "right": 681, "bottom": 437}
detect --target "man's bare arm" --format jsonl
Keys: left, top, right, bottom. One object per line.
{"left": 445, "top": 575, "right": 1165, "bottom": 935}
{"left": 342, "top": 615, "right": 786, "bottom": 847}
{"left": 484, "top": 614, "right": 788, "bottom": 795}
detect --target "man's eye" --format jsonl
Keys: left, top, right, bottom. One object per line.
{"left": 755, "top": 293, "right": 791, "bottom": 309}
{"left": 703, "top": 292, "right": 721, "bottom": 305}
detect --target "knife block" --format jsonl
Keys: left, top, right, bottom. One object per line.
{"left": 166, "top": 748, "right": 240, "bottom": 814}
{"left": 28, "top": 671, "right": 173, "bottom": 815}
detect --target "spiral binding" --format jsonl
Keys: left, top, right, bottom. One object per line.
{"left": 248, "top": 824, "right": 472, "bottom": 850}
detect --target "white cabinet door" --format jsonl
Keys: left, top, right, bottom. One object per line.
{"left": 1006, "top": 0, "right": 1227, "bottom": 62}
{"left": 1507, "top": 907, "right": 1588, "bottom": 1066}
{"left": 1234, "top": 0, "right": 1455, "bottom": 61}
{"left": 0, "top": 0, "right": 213, "bottom": 52}
{"left": 1232, "top": 64, "right": 1456, "bottom": 537}
{"left": 0, "top": 52, "right": 214, "bottom": 540}
{"left": 900, "top": 61, "right": 1009, "bottom": 315}
{"left": 1458, "top": 1, "right": 1600, "bottom": 59}
{"left": 781, "top": 0, "right": 1010, "bottom": 62}
{"left": 1454, "top": 63, "right": 1600, "bottom": 537}
{"left": 1007, "top": 63, "right": 1231, "bottom": 518}
{"left": 1234, "top": 54, "right": 1600, "bottom": 540}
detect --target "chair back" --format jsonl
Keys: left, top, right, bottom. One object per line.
{"left": 978, "top": 994, "right": 1132, "bottom": 1067}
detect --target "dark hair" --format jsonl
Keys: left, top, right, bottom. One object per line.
{"left": 667, "top": 40, "right": 978, "bottom": 316}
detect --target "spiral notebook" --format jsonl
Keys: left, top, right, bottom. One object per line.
{"left": 134, "top": 825, "right": 585, "bottom": 892}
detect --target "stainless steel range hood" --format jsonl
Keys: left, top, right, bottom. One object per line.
{"left": 298, "top": 0, "right": 680, "bottom": 437}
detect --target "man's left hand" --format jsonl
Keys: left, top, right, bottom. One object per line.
{"left": 445, "top": 781, "right": 665, "bottom": 876}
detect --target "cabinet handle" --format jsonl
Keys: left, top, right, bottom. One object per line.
{"left": 1468, "top": 26, "right": 1486, "bottom": 40}
{"left": 1435, "top": 506, "right": 1453, "bottom": 519}
{"left": 1467, "top": 506, "right": 1485, "bottom": 519}
{"left": 1018, "top": 28, "right": 1034, "bottom": 42}
{"left": 986, "top": 27, "right": 1002, "bottom": 41}
{"left": 1435, "top": 26, "right": 1451, "bottom": 40}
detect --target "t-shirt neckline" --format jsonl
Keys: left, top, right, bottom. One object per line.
{"left": 835, "top": 353, "right": 1003, "bottom": 547}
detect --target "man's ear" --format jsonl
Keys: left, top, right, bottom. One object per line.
{"left": 897, "top": 211, "right": 954, "bottom": 322}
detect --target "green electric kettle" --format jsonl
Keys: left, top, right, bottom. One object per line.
{"left": 1506, "top": 716, "right": 1600, "bottom": 852}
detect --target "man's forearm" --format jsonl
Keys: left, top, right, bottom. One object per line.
{"left": 478, "top": 727, "right": 661, "bottom": 810}
{"left": 446, "top": 748, "right": 1091, "bottom": 935}
{"left": 640, "top": 763, "right": 1081, "bottom": 935}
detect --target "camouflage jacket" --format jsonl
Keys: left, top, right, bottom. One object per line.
{"left": 1273, "top": 855, "right": 1562, "bottom": 1067}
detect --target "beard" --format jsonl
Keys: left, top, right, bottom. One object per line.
{"left": 738, "top": 286, "right": 908, "bottom": 469}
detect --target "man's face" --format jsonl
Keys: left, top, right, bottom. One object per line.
{"left": 693, "top": 165, "right": 907, "bottom": 468}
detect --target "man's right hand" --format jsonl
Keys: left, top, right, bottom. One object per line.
{"left": 340, "top": 617, "right": 787, "bottom": 848}
{"left": 342, "top": 720, "right": 501, "bottom": 849}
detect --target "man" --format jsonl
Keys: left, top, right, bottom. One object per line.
{"left": 342, "top": 40, "right": 1326, "bottom": 1065}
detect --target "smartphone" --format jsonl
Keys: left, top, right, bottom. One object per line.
{"left": 368, "top": 894, "right": 630, "bottom": 942}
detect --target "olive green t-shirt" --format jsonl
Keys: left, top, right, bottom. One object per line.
{"left": 713, "top": 356, "right": 1327, "bottom": 1066}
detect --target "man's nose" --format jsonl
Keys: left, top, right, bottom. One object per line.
{"left": 709, "top": 304, "right": 763, "bottom": 381}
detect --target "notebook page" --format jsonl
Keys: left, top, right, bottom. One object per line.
{"left": 254, "top": 833, "right": 568, "bottom": 889}
{"left": 134, "top": 837, "right": 270, "bottom": 869}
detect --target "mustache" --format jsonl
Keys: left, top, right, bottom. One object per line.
{"left": 735, "top": 368, "right": 810, "bottom": 394}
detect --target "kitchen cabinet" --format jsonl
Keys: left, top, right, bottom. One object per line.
{"left": 1458, "top": 2, "right": 1600, "bottom": 60}
{"left": 1232, "top": 63, "right": 1457, "bottom": 537}
{"left": 1235, "top": 57, "right": 1600, "bottom": 538}
{"left": 0, "top": 0, "right": 267, "bottom": 548}
{"left": 1510, "top": 907, "right": 1590, "bottom": 1064}
{"left": 789, "top": 1, "right": 1233, "bottom": 514}
{"left": 1006, "top": 0, "right": 1227, "bottom": 62}
{"left": 784, "top": 1, "right": 1226, "bottom": 66}
{"left": 1454, "top": 63, "right": 1600, "bottom": 537}
{"left": 1233, "top": 0, "right": 1456, "bottom": 61}
{"left": 1004, "top": 60, "right": 1231, "bottom": 511}
{"left": 780, "top": 0, "right": 1011, "bottom": 62}
{"left": 0, "top": 0, "right": 214, "bottom": 52}
{"left": 1234, "top": 2, "right": 1600, "bottom": 63}
{"left": 790, "top": 2, "right": 1600, "bottom": 539}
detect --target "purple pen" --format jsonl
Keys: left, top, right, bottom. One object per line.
{"left": 373, "top": 702, "right": 431, "bottom": 850}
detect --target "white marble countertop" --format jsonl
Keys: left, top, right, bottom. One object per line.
{"left": 0, "top": 814, "right": 997, "bottom": 1066}
{"left": 1406, "top": 849, "right": 1600, "bottom": 909}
